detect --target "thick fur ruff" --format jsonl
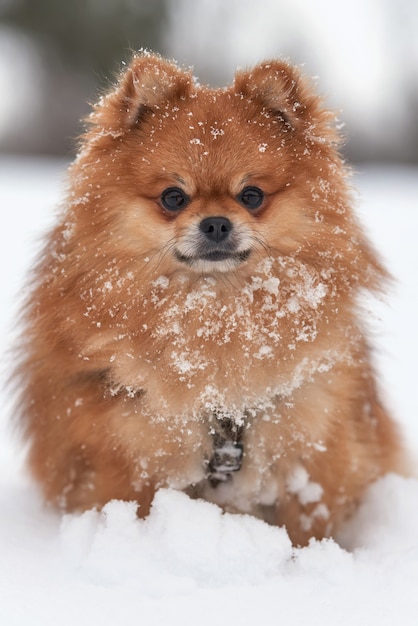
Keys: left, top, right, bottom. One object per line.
{"left": 15, "top": 53, "right": 406, "bottom": 545}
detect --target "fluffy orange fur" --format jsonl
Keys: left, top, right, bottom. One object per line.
{"left": 15, "top": 53, "right": 406, "bottom": 545}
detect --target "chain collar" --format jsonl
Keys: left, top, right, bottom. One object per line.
{"left": 206, "top": 412, "right": 244, "bottom": 487}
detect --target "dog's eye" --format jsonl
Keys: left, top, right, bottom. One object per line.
{"left": 237, "top": 186, "right": 264, "bottom": 210}
{"left": 161, "top": 187, "right": 190, "bottom": 212}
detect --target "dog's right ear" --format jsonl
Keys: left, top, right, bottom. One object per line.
{"left": 89, "top": 52, "right": 194, "bottom": 133}
{"left": 234, "top": 60, "right": 339, "bottom": 143}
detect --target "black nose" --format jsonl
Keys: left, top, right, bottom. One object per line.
{"left": 199, "top": 217, "right": 232, "bottom": 243}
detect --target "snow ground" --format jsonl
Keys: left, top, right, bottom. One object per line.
{"left": 0, "top": 158, "right": 417, "bottom": 625}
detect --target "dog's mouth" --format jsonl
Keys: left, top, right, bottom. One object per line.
{"left": 174, "top": 248, "right": 251, "bottom": 269}
{"left": 175, "top": 249, "right": 251, "bottom": 264}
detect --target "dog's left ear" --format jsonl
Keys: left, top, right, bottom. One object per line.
{"left": 88, "top": 52, "right": 194, "bottom": 133}
{"left": 234, "top": 60, "right": 338, "bottom": 140}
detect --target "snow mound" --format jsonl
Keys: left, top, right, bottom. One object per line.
{"left": 60, "top": 489, "right": 293, "bottom": 589}
{"left": 59, "top": 474, "right": 418, "bottom": 596}
{"left": 338, "top": 473, "right": 418, "bottom": 554}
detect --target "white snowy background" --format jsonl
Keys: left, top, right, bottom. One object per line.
{"left": 1, "top": 0, "right": 418, "bottom": 623}
{"left": 0, "top": 158, "right": 417, "bottom": 626}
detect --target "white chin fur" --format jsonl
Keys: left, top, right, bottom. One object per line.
{"left": 185, "top": 257, "right": 246, "bottom": 274}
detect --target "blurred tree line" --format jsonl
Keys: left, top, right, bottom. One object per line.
{"left": 0, "top": 0, "right": 168, "bottom": 155}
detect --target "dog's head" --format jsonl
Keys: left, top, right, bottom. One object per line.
{"left": 68, "top": 53, "right": 383, "bottom": 292}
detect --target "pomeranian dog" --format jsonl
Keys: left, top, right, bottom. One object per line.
{"left": 15, "top": 52, "right": 406, "bottom": 545}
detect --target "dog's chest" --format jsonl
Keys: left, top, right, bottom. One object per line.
{"left": 143, "top": 262, "right": 328, "bottom": 375}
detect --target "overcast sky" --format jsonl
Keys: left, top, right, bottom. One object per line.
{"left": 166, "top": 0, "right": 418, "bottom": 159}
